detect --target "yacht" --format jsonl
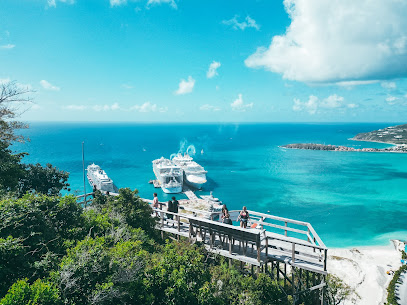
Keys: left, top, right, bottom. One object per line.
{"left": 87, "top": 163, "right": 117, "bottom": 193}
{"left": 171, "top": 153, "right": 207, "bottom": 189}
{"left": 200, "top": 191, "right": 222, "bottom": 204}
{"left": 152, "top": 157, "right": 183, "bottom": 193}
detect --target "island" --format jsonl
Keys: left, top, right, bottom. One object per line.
{"left": 352, "top": 123, "right": 407, "bottom": 145}
{"left": 281, "top": 143, "right": 407, "bottom": 152}
{"left": 281, "top": 124, "right": 407, "bottom": 153}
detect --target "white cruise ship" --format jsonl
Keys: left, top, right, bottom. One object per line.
{"left": 87, "top": 163, "right": 117, "bottom": 193}
{"left": 152, "top": 157, "right": 183, "bottom": 194}
{"left": 172, "top": 153, "right": 207, "bottom": 189}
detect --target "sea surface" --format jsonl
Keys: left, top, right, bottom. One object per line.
{"left": 13, "top": 122, "right": 407, "bottom": 248}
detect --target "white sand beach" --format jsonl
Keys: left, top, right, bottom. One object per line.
{"left": 328, "top": 240, "right": 405, "bottom": 305}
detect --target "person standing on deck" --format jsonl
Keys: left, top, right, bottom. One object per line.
{"left": 221, "top": 204, "right": 229, "bottom": 223}
{"left": 238, "top": 206, "right": 249, "bottom": 228}
{"left": 152, "top": 193, "right": 159, "bottom": 216}
{"left": 172, "top": 196, "right": 179, "bottom": 222}
{"left": 167, "top": 200, "right": 174, "bottom": 220}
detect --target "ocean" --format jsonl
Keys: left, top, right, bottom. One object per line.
{"left": 13, "top": 122, "right": 407, "bottom": 248}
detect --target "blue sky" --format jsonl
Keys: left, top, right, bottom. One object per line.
{"left": 1, "top": 0, "right": 407, "bottom": 122}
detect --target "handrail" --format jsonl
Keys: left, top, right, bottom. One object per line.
{"left": 209, "top": 209, "right": 326, "bottom": 249}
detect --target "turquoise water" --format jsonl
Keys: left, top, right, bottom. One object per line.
{"left": 14, "top": 123, "right": 407, "bottom": 248}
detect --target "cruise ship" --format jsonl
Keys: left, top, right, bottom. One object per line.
{"left": 152, "top": 157, "right": 183, "bottom": 193}
{"left": 172, "top": 153, "right": 207, "bottom": 189}
{"left": 87, "top": 163, "right": 118, "bottom": 193}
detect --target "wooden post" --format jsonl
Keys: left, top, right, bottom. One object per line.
{"left": 292, "top": 267, "right": 296, "bottom": 305}
{"left": 292, "top": 243, "right": 296, "bottom": 263}
{"left": 321, "top": 275, "right": 326, "bottom": 305}
{"left": 285, "top": 221, "right": 288, "bottom": 236}
{"left": 324, "top": 248, "right": 328, "bottom": 271}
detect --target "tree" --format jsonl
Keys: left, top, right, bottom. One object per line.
{"left": 0, "top": 141, "right": 26, "bottom": 192}
{"left": 56, "top": 236, "right": 149, "bottom": 305}
{"left": 325, "top": 274, "right": 359, "bottom": 305}
{"left": 0, "top": 80, "right": 32, "bottom": 145}
{"left": 0, "top": 278, "right": 62, "bottom": 305}
{"left": 0, "top": 194, "right": 84, "bottom": 296}
{"left": 18, "top": 163, "right": 70, "bottom": 196}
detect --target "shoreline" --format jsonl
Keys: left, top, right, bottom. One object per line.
{"left": 328, "top": 240, "right": 405, "bottom": 305}
{"left": 349, "top": 138, "right": 399, "bottom": 146}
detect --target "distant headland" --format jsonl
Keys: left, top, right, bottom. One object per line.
{"left": 281, "top": 124, "right": 407, "bottom": 153}
{"left": 351, "top": 123, "right": 407, "bottom": 145}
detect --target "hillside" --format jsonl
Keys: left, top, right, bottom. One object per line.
{"left": 352, "top": 124, "right": 407, "bottom": 144}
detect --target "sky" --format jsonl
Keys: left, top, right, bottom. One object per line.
{"left": 1, "top": 0, "right": 407, "bottom": 122}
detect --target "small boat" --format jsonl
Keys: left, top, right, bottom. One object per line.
{"left": 200, "top": 191, "right": 222, "bottom": 204}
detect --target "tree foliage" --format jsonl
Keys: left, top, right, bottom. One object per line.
{"left": 0, "top": 278, "right": 62, "bottom": 305}
{"left": 0, "top": 194, "right": 83, "bottom": 296}
{"left": 18, "top": 163, "right": 70, "bottom": 196}
{"left": 0, "top": 80, "right": 32, "bottom": 145}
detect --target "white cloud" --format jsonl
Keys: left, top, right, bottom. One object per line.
{"left": 245, "top": 0, "right": 407, "bottom": 84}
{"left": 200, "top": 104, "right": 221, "bottom": 112}
{"left": 130, "top": 102, "right": 167, "bottom": 113}
{"left": 207, "top": 61, "right": 221, "bottom": 79}
{"left": 175, "top": 76, "right": 195, "bottom": 95}
{"left": 230, "top": 94, "right": 253, "bottom": 112}
{"left": 1, "top": 79, "right": 33, "bottom": 91}
{"left": 0, "top": 44, "right": 15, "bottom": 49}
{"left": 63, "top": 105, "right": 87, "bottom": 111}
{"left": 93, "top": 103, "right": 121, "bottom": 111}
{"left": 47, "top": 0, "right": 75, "bottom": 8}
{"left": 336, "top": 80, "right": 379, "bottom": 87}
{"left": 381, "top": 81, "right": 397, "bottom": 90}
{"left": 147, "top": 0, "right": 177, "bottom": 9}
{"left": 320, "top": 94, "right": 344, "bottom": 108}
{"left": 40, "top": 80, "right": 60, "bottom": 91}
{"left": 222, "top": 16, "right": 260, "bottom": 31}
{"left": 110, "top": 0, "right": 127, "bottom": 7}
{"left": 293, "top": 96, "right": 318, "bottom": 115}
{"left": 293, "top": 94, "right": 356, "bottom": 114}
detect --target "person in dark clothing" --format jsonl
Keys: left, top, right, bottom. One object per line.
{"left": 223, "top": 213, "right": 233, "bottom": 225}
{"left": 171, "top": 196, "right": 179, "bottom": 214}
{"left": 167, "top": 200, "right": 174, "bottom": 220}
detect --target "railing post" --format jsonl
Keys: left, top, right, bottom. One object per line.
{"left": 292, "top": 243, "right": 295, "bottom": 263}
{"left": 324, "top": 248, "right": 327, "bottom": 271}
{"left": 260, "top": 217, "right": 264, "bottom": 230}
{"left": 307, "top": 227, "right": 311, "bottom": 243}
{"left": 285, "top": 221, "right": 288, "bottom": 236}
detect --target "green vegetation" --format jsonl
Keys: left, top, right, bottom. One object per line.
{"left": 386, "top": 265, "right": 407, "bottom": 305}
{"left": 0, "top": 80, "right": 356, "bottom": 304}
{"left": 386, "top": 249, "right": 407, "bottom": 305}
{"left": 352, "top": 124, "right": 407, "bottom": 145}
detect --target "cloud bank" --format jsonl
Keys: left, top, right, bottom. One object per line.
{"left": 293, "top": 94, "right": 356, "bottom": 114}
{"left": 245, "top": 0, "right": 407, "bottom": 84}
